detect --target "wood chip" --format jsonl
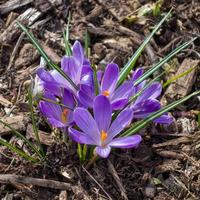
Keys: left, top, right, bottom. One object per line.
{"left": 0, "top": 8, "right": 42, "bottom": 45}
{"left": 0, "top": 95, "right": 12, "bottom": 107}
{"left": 0, "top": 174, "right": 72, "bottom": 190}
{"left": 161, "top": 59, "right": 199, "bottom": 105}
{"left": 26, "top": 124, "right": 53, "bottom": 146}
{"left": 0, "top": 0, "right": 33, "bottom": 15}
{"left": 0, "top": 115, "right": 29, "bottom": 136}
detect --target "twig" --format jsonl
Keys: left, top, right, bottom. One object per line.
{"left": 7, "top": 33, "right": 25, "bottom": 71}
{"left": 108, "top": 160, "right": 128, "bottom": 200}
{"left": 82, "top": 166, "right": 113, "bottom": 200}
{"left": 0, "top": 174, "right": 73, "bottom": 190}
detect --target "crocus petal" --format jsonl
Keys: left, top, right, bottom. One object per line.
{"left": 131, "top": 68, "right": 146, "bottom": 95}
{"left": 111, "top": 81, "right": 133, "bottom": 100}
{"left": 107, "top": 109, "right": 133, "bottom": 141}
{"left": 72, "top": 40, "right": 84, "bottom": 65}
{"left": 77, "top": 89, "right": 94, "bottom": 108}
{"left": 132, "top": 99, "right": 161, "bottom": 117}
{"left": 97, "top": 70, "right": 103, "bottom": 83}
{"left": 95, "top": 146, "right": 111, "bottom": 158}
{"left": 135, "top": 82, "right": 162, "bottom": 104}
{"left": 101, "top": 63, "right": 119, "bottom": 94}
{"left": 69, "top": 127, "right": 96, "bottom": 145}
{"left": 61, "top": 56, "right": 81, "bottom": 84}
{"left": 94, "top": 95, "right": 111, "bottom": 132}
{"left": 154, "top": 114, "right": 173, "bottom": 124}
{"left": 48, "top": 118, "right": 66, "bottom": 127}
{"left": 39, "top": 94, "right": 61, "bottom": 120}
{"left": 109, "top": 135, "right": 142, "bottom": 148}
{"left": 37, "top": 67, "right": 54, "bottom": 82}
{"left": 62, "top": 89, "right": 75, "bottom": 109}
{"left": 111, "top": 98, "right": 128, "bottom": 110}
{"left": 132, "top": 68, "right": 144, "bottom": 82}
{"left": 73, "top": 108, "right": 100, "bottom": 144}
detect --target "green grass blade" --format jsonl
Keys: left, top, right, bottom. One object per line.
{"left": 163, "top": 66, "right": 196, "bottom": 88}
{"left": 0, "top": 138, "right": 38, "bottom": 162}
{"left": 121, "top": 90, "right": 200, "bottom": 137}
{"left": 117, "top": 9, "right": 172, "bottom": 86}
{"left": 28, "top": 86, "right": 45, "bottom": 157}
{"left": 134, "top": 38, "right": 196, "bottom": 87}
{"left": 0, "top": 119, "right": 43, "bottom": 159}
{"left": 63, "top": 13, "right": 72, "bottom": 56}
{"left": 16, "top": 21, "right": 78, "bottom": 91}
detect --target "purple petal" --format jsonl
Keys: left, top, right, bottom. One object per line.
{"left": 77, "top": 89, "right": 94, "bottom": 108}
{"left": 132, "top": 68, "right": 144, "bottom": 82}
{"left": 73, "top": 107, "right": 100, "bottom": 145}
{"left": 135, "top": 82, "right": 162, "bottom": 104}
{"left": 69, "top": 127, "right": 96, "bottom": 145}
{"left": 109, "top": 135, "right": 142, "bottom": 148}
{"left": 72, "top": 41, "right": 84, "bottom": 65}
{"left": 154, "top": 114, "right": 173, "bottom": 124}
{"left": 37, "top": 67, "right": 54, "bottom": 82}
{"left": 47, "top": 118, "right": 66, "bottom": 127}
{"left": 101, "top": 63, "right": 119, "bottom": 94}
{"left": 94, "top": 95, "right": 111, "bottom": 132}
{"left": 62, "top": 89, "right": 75, "bottom": 109}
{"left": 61, "top": 56, "right": 81, "bottom": 84}
{"left": 132, "top": 99, "right": 161, "bottom": 118}
{"left": 111, "top": 81, "right": 133, "bottom": 100}
{"left": 107, "top": 109, "right": 133, "bottom": 141}
{"left": 95, "top": 146, "right": 111, "bottom": 158}
{"left": 111, "top": 98, "right": 128, "bottom": 110}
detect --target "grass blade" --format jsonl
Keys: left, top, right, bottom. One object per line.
{"left": 134, "top": 38, "right": 196, "bottom": 86}
{"left": 121, "top": 90, "right": 200, "bottom": 137}
{"left": 16, "top": 21, "right": 78, "bottom": 91}
{"left": 117, "top": 9, "right": 172, "bottom": 85}
{"left": 163, "top": 66, "right": 196, "bottom": 88}
{"left": 28, "top": 86, "right": 45, "bottom": 157}
{"left": 84, "top": 29, "right": 90, "bottom": 58}
{"left": 0, "top": 138, "right": 38, "bottom": 162}
{"left": 63, "top": 13, "right": 72, "bottom": 56}
{"left": 0, "top": 119, "right": 43, "bottom": 159}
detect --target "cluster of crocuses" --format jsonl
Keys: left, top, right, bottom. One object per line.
{"left": 33, "top": 41, "right": 173, "bottom": 158}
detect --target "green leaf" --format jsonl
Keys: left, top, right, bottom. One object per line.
{"left": 117, "top": 9, "right": 172, "bottom": 86}
{"left": 163, "top": 66, "right": 196, "bottom": 88}
{"left": 121, "top": 90, "right": 200, "bottom": 137}
{"left": 0, "top": 119, "right": 43, "bottom": 159}
{"left": 0, "top": 138, "right": 38, "bottom": 162}
{"left": 134, "top": 37, "right": 196, "bottom": 87}
{"left": 16, "top": 21, "right": 78, "bottom": 91}
{"left": 84, "top": 29, "right": 90, "bottom": 58}
{"left": 28, "top": 86, "right": 45, "bottom": 157}
{"left": 63, "top": 13, "right": 72, "bottom": 56}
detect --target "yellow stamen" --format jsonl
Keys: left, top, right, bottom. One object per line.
{"left": 61, "top": 108, "right": 69, "bottom": 123}
{"left": 102, "top": 90, "right": 110, "bottom": 97}
{"left": 101, "top": 130, "right": 108, "bottom": 142}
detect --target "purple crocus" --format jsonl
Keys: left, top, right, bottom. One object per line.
{"left": 36, "top": 41, "right": 94, "bottom": 95}
{"left": 130, "top": 69, "right": 173, "bottom": 124}
{"left": 69, "top": 95, "right": 142, "bottom": 158}
{"left": 97, "top": 63, "right": 133, "bottom": 110}
{"left": 39, "top": 89, "right": 75, "bottom": 127}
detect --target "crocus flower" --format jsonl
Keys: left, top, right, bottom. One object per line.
{"left": 69, "top": 95, "right": 142, "bottom": 158}
{"left": 131, "top": 81, "right": 173, "bottom": 124}
{"left": 98, "top": 63, "right": 133, "bottom": 110}
{"left": 37, "top": 41, "right": 94, "bottom": 95}
{"left": 39, "top": 89, "right": 75, "bottom": 127}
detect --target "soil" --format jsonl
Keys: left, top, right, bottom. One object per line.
{"left": 0, "top": 0, "right": 200, "bottom": 199}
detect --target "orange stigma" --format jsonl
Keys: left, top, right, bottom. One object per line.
{"left": 61, "top": 108, "right": 69, "bottom": 123}
{"left": 102, "top": 90, "right": 110, "bottom": 97}
{"left": 101, "top": 130, "right": 108, "bottom": 142}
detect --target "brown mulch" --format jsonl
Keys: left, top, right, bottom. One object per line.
{"left": 0, "top": 0, "right": 200, "bottom": 199}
